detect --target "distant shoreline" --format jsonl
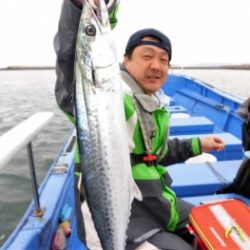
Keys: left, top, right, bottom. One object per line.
{"left": 0, "top": 66, "right": 55, "bottom": 70}
{"left": 172, "top": 64, "right": 250, "bottom": 70}
{"left": 1, "top": 64, "right": 250, "bottom": 70}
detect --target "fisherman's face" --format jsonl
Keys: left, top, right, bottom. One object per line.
{"left": 124, "top": 37, "right": 170, "bottom": 95}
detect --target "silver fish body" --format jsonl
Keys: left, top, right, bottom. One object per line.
{"left": 74, "top": 1, "right": 133, "bottom": 249}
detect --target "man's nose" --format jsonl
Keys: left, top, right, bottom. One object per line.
{"left": 149, "top": 58, "right": 161, "bottom": 69}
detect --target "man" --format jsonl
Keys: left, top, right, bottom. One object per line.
{"left": 121, "top": 29, "right": 224, "bottom": 250}
{"left": 54, "top": 1, "right": 225, "bottom": 249}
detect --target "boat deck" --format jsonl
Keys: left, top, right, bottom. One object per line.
{"left": 169, "top": 160, "right": 242, "bottom": 197}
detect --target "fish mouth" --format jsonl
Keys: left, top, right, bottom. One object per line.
{"left": 88, "top": 0, "right": 99, "bottom": 9}
{"left": 88, "top": 0, "right": 118, "bottom": 13}
{"left": 84, "top": 0, "right": 110, "bottom": 30}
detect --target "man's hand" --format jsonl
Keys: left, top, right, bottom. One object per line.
{"left": 73, "top": 0, "right": 116, "bottom": 9}
{"left": 72, "top": 0, "right": 103, "bottom": 8}
{"left": 72, "top": 0, "right": 119, "bottom": 29}
{"left": 72, "top": 0, "right": 84, "bottom": 7}
{"left": 200, "top": 136, "right": 225, "bottom": 152}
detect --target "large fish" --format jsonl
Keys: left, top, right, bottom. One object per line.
{"left": 74, "top": 1, "right": 138, "bottom": 249}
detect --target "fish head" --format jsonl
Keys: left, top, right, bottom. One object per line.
{"left": 80, "top": 0, "right": 115, "bottom": 48}
{"left": 77, "top": 0, "right": 120, "bottom": 90}
{"left": 84, "top": 0, "right": 110, "bottom": 34}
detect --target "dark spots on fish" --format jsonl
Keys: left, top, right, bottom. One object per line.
{"left": 92, "top": 71, "right": 96, "bottom": 85}
{"left": 85, "top": 25, "right": 96, "bottom": 36}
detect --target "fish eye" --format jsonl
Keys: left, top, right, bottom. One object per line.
{"left": 85, "top": 25, "right": 96, "bottom": 36}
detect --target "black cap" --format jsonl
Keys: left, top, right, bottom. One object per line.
{"left": 125, "top": 28, "right": 172, "bottom": 61}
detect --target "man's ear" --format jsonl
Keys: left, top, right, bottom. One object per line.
{"left": 123, "top": 56, "right": 129, "bottom": 69}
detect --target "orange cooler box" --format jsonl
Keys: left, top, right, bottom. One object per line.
{"left": 189, "top": 199, "right": 250, "bottom": 250}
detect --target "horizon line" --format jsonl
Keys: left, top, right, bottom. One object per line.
{"left": 1, "top": 64, "right": 250, "bottom": 71}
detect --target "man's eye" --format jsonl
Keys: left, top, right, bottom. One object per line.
{"left": 143, "top": 55, "right": 151, "bottom": 60}
{"left": 161, "top": 58, "right": 168, "bottom": 64}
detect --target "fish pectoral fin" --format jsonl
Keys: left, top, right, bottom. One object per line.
{"left": 132, "top": 180, "right": 143, "bottom": 202}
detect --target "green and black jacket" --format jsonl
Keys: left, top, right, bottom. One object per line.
{"left": 120, "top": 67, "right": 201, "bottom": 242}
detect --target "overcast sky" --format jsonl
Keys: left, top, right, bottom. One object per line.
{"left": 0, "top": 0, "right": 250, "bottom": 68}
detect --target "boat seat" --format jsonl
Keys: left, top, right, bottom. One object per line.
{"left": 171, "top": 89, "right": 243, "bottom": 139}
{"left": 170, "top": 133, "right": 243, "bottom": 161}
{"left": 183, "top": 193, "right": 250, "bottom": 207}
{"left": 168, "top": 160, "right": 242, "bottom": 197}
{"left": 168, "top": 105, "right": 187, "bottom": 114}
{"left": 170, "top": 116, "right": 215, "bottom": 135}
{"left": 170, "top": 113, "right": 190, "bottom": 119}
{"left": 168, "top": 97, "right": 176, "bottom": 105}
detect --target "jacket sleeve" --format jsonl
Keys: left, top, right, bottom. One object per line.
{"left": 159, "top": 137, "right": 202, "bottom": 166}
{"left": 54, "top": 0, "right": 82, "bottom": 118}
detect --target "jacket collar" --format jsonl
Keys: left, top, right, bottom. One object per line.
{"left": 120, "top": 64, "right": 159, "bottom": 112}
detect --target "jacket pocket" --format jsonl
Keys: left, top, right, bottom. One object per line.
{"left": 162, "top": 172, "right": 173, "bottom": 186}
